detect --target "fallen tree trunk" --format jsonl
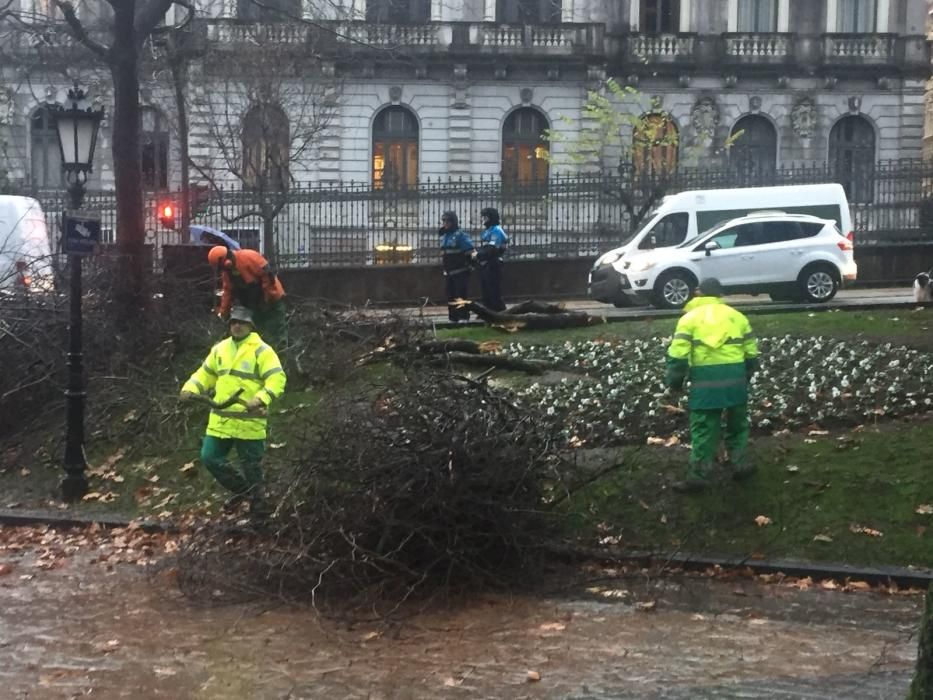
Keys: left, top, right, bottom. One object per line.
{"left": 466, "top": 301, "right": 605, "bottom": 331}
{"left": 429, "top": 351, "right": 552, "bottom": 375}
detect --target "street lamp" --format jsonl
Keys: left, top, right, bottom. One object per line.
{"left": 52, "top": 84, "right": 104, "bottom": 502}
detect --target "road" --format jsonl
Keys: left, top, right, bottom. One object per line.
{"left": 383, "top": 287, "right": 919, "bottom": 327}
{"left": 0, "top": 541, "right": 920, "bottom": 699}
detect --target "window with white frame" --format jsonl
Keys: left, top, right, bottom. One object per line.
{"left": 836, "top": 0, "right": 877, "bottom": 32}
{"left": 30, "top": 107, "right": 62, "bottom": 189}
{"left": 641, "top": 0, "right": 680, "bottom": 33}
{"left": 737, "top": 0, "right": 777, "bottom": 31}
{"left": 141, "top": 107, "right": 170, "bottom": 191}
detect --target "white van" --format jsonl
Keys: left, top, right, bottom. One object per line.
{"left": 0, "top": 195, "right": 54, "bottom": 294}
{"left": 588, "top": 183, "right": 853, "bottom": 306}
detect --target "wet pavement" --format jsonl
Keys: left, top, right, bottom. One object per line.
{"left": 374, "top": 287, "right": 918, "bottom": 327}
{"left": 0, "top": 530, "right": 923, "bottom": 700}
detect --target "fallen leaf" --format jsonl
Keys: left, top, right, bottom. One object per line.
{"left": 754, "top": 515, "right": 772, "bottom": 527}
{"left": 269, "top": 442, "right": 287, "bottom": 450}
{"left": 635, "top": 600, "right": 657, "bottom": 612}
{"left": 812, "top": 534, "right": 834, "bottom": 543}
{"left": 808, "top": 430, "right": 829, "bottom": 436}
{"left": 19, "top": 468, "right": 30, "bottom": 477}
{"left": 663, "top": 435, "right": 681, "bottom": 448}
{"left": 146, "top": 475, "right": 160, "bottom": 483}
{"left": 360, "top": 631, "right": 380, "bottom": 642}
{"left": 916, "top": 505, "right": 933, "bottom": 515}
{"left": 0, "top": 563, "right": 14, "bottom": 576}
{"left": 82, "top": 492, "right": 103, "bottom": 502}
{"left": 638, "top": 500, "right": 650, "bottom": 511}
{"left": 785, "top": 465, "right": 799, "bottom": 473}
{"left": 526, "top": 670, "right": 541, "bottom": 682}
{"left": 659, "top": 514, "right": 668, "bottom": 524}
{"left": 443, "top": 677, "right": 463, "bottom": 687}
{"left": 180, "top": 462, "right": 196, "bottom": 474}
{"left": 820, "top": 579, "right": 839, "bottom": 591}
{"left": 646, "top": 436, "right": 665, "bottom": 446}
{"left": 538, "top": 622, "right": 566, "bottom": 632}
{"left": 849, "top": 524, "right": 883, "bottom": 537}
{"left": 846, "top": 580, "right": 871, "bottom": 591}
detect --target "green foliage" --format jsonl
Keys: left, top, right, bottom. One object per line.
{"left": 908, "top": 586, "right": 933, "bottom": 699}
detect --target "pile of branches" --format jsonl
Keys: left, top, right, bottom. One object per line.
{"left": 175, "top": 365, "right": 569, "bottom": 614}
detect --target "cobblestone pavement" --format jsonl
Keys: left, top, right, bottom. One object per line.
{"left": 0, "top": 542, "right": 922, "bottom": 700}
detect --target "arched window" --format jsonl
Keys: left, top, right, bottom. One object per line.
{"left": 729, "top": 115, "right": 776, "bottom": 181}
{"left": 141, "top": 107, "right": 169, "bottom": 191}
{"left": 30, "top": 106, "right": 62, "bottom": 188}
{"left": 632, "top": 113, "right": 678, "bottom": 176}
{"left": 830, "top": 116, "right": 875, "bottom": 203}
{"left": 372, "top": 106, "right": 419, "bottom": 190}
{"left": 241, "top": 103, "right": 290, "bottom": 191}
{"left": 502, "top": 108, "right": 549, "bottom": 190}
{"left": 237, "top": 0, "right": 300, "bottom": 21}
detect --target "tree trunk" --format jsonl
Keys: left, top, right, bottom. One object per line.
{"left": 908, "top": 585, "right": 933, "bottom": 699}
{"left": 262, "top": 210, "right": 277, "bottom": 263}
{"left": 110, "top": 2, "right": 147, "bottom": 318}
{"left": 170, "top": 52, "right": 191, "bottom": 240}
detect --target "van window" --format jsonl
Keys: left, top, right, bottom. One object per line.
{"left": 698, "top": 223, "right": 761, "bottom": 250}
{"left": 639, "top": 212, "right": 688, "bottom": 249}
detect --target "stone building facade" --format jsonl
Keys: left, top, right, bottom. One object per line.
{"left": 0, "top": 0, "right": 929, "bottom": 196}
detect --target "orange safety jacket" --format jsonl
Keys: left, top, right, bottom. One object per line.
{"left": 218, "top": 249, "right": 286, "bottom": 316}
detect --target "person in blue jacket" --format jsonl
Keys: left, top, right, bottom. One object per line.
{"left": 439, "top": 210, "right": 476, "bottom": 322}
{"left": 477, "top": 207, "right": 509, "bottom": 311}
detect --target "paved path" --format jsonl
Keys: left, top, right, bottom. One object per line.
{"left": 0, "top": 538, "right": 921, "bottom": 699}
{"left": 372, "top": 287, "right": 919, "bottom": 327}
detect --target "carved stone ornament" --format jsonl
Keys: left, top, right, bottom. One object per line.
{"left": 776, "top": 75, "right": 790, "bottom": 89}
{"left": 877, "top": 76, "right": 892, "bottom": 90}
{"left": 520, "top": 87, "right": 533, "bottom": 105}
{"left": 389, "top": 86, "right": 403, "bottom": 105}
{"left": 414, "top": 64, "right": 427, "bottom": 79}
{"left": 823, "top": 76, "right": 838, "bottom": 90}
{"left": 723, "top": 74, "right": 738, "bottom": 89}
{"left": 690, "top": 97, "right": 720, "bottom": 139}
{"left": 791, "top": 99, "right": 816, "bottom": 139}
{"left": 494, "top": 65, "right": 507, "bottom": 80}
{"left": 749, "top": 96, "right": 762, "bottom": 113}
{"left": 678, "top": 74, "right": 691, "bottom": 88}
{"left": 626, "top": 74, "right": 640, "bottom": 87}
{"left": 847, "top": 95, "right": 861, "bottom": 114}
{"left": 546, "top": 67, "right": 559, "bottom": 81}
{"left": 452, "top": 63, "right": 467, "bottom": 84}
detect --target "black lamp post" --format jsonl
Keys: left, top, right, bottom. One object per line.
{"left": 52, "top": 85, "right": 104, "bottom": 502}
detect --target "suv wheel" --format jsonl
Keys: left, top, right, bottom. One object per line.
{"left": 653, "top": 271, "right": 696, "bottom": 309}
{"left": 798, "top": 264, "right": 838, "bottom": 303}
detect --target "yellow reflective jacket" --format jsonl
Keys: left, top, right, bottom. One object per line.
{"left": 665, "top": 296, "right": 759, "bottom": 409}
{"left": 182, "top": 332, "right": 286, "bottom": 440}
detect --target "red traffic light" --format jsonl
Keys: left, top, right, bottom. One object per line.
{"left": 158, "top": 203, "right": 176, "bottom": 230}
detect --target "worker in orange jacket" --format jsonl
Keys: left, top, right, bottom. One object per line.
{"left": 207, "top": 246, "right": 287, "bottom": 346}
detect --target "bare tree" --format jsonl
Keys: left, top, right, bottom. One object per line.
{"left": 5, "top": 0, "right": 195, "bottom": 319}
{"left": 188, "top": 35, "right": 339, "bottom": 262}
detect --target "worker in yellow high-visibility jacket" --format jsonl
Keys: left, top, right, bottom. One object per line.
{"left": 665, "top": 278, "right": 759, "bottom": 493}
{"left": 180, "top": 306, "right": 286, "bottom": 513}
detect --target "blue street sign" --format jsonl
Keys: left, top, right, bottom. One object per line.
{"left": 63, "top": 211, "right": 101, "bottom": 256}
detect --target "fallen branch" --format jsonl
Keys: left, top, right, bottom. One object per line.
{"left": 429, "top": 351, "right": 552, "bottom": 375}
{"left": 464, "top": 301, "right": 605, "bottom": 331}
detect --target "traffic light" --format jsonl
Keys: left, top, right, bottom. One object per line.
{"left": 158, "top": 203, "right": 176, "bottom": 230}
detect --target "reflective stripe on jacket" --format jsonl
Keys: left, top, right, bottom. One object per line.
{"left": 182, "top": 331, "right": 287, "bottom": 440}
{"left": 665, "top": 296, "right": 759, "bottom": 409}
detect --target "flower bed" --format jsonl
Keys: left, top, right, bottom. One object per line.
{"left": 509, "top": 336, "right": 933, "bottom": 446}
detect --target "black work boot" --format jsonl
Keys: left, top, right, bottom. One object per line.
{"left": 730, "top": 463, "right": 758, "bottom": 481}
{"left": 222, "top": 493, "right": 247, "bottom": 514}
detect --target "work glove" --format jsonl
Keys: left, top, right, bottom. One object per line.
{"left": 179, "top": 390, "right": 195, "bottom": 401}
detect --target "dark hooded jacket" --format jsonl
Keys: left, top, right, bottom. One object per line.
{"left": 439, "top": 210, "right": 475, "bottom": 274}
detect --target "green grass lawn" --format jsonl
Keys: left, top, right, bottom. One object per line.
{"left": 564, "top": 417, "right": 933, "bottom": 568}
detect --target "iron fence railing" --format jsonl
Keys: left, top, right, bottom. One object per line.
{"left": 16, "top": 158, "right": 933, "bottom": 269}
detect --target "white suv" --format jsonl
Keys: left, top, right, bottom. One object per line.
{"left": 617, "top": 212, "right": 857, "bottom": 309}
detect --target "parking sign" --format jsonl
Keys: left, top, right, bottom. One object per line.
{"left": 62, "top": 211, "right": 101, "bottom": 256}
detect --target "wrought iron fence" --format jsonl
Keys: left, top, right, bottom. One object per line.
{"left": 18, "top": 158, "right": 933, "bottom": 269}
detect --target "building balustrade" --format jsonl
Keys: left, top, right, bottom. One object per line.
{"left": 626, "top": 33, "right": 695, "bottom": 62}
{"left": 822, "top": 33, "right": 896, "bottom": 63}
{"left": 723, "top": 32, "right": 793, "bottom": 61}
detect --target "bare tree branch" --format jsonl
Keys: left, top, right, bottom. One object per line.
{"left": 52, "top": 0, "right": 110, "bottom": 61}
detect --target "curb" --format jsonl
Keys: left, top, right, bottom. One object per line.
{"left": 0, "top": 509, "right": 169, "bottom": 533}
{"left": 2, "top": 509, "right": 930, "bottom": 588}
{"left": 427, "top": 300, "right": 926, "bottom": 330}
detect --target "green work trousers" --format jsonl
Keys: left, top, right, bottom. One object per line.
{"left": 200, "top": 435, "right": 266, "bottom": 496}
{"left": 686, "top": 404, "right": 750, "bottom": 481}
{"left": 253, "top": 299, "right": 288, "bottom": 349}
